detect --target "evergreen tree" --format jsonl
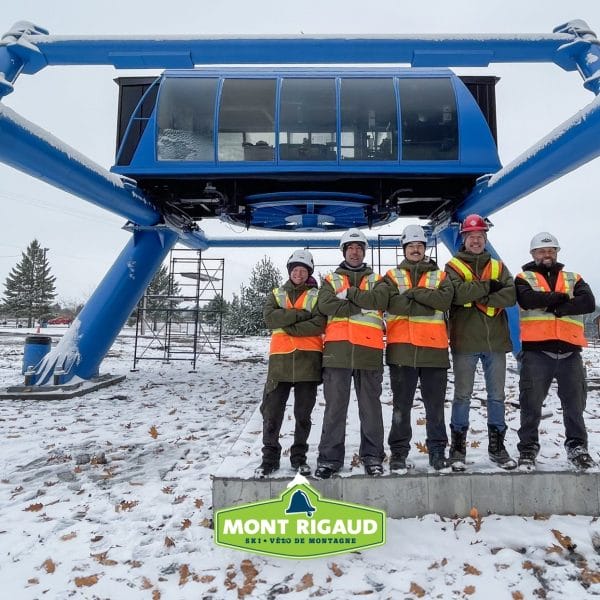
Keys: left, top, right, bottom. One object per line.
{"left": 144, "top": 264, "right": 181, "bottom": 330}
{"left": 226, "top": 256, "right": 282, "bottom": 335}
{"left": 202, "top": 293, "right": 229, "bottom": 329}
{"left": 3, "top": 239, "right": 56, "bottom": 327}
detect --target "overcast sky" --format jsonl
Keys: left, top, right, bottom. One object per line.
{"left": 2, "top": 0, "right": 600, "bottom": 304}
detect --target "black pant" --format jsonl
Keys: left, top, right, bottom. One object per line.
{"left": 388, "top": 365, "right": 448, "bottom": 457}
{"left": 517, "top": 350, "right": 587, "bottom": 454}
{"left": 317, "top": 367, "right": 384, "bottom": 470}
{"left": 260, "top": 381, "right": 318, "bottom": 466}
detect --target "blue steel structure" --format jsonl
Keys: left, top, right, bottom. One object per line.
{"left": 1, "top": 19, "right": 600, "bottom": 385}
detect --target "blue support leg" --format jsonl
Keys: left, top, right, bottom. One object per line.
{"left": 33, "top": 227, "right": 179, "bottom": 385}
{"left": 439, "top": 226, "right": 521, "bottom": 353}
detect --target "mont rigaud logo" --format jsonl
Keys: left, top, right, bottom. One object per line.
{"left": 214, "top": 474, "right": 386, "bottom": 559}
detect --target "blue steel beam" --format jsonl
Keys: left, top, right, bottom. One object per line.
{"left": 205, "top": 236, "right": 400, "bottom": 248}
{"left": 0, "top": 105, "right": 160, "bottom": 225}
{"left": 33, "top": 227, "right": 179, "bottom": 384}
{"left": 455, "top": 93, "right": 600, "bottom": 221}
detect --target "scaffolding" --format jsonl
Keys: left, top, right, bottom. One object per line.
{"left": 132, "top": 249, "right": 224, "bottom": 370}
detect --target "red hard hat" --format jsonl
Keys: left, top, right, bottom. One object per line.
{"left": 460, "top": 214, "right": 489, "bottom": 233}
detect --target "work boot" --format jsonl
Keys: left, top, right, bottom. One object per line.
{"left": 449, "top": 428, "right": 467, "bottom": 472}
{"left": 488, "top": 426, "right": 517, "bottom": 470}
{"left": 389, "top": 454, "right": 408, "bottom": 474}
{"left": 429, "top": 451, "right": 451, "bottom": 473}
{"left": 567, "top": 446, "right": 595, "bottom": 470}
{"left": 518, "top": 451, "right": 536, "bottom": 471}
{"left": 364, "top": 463, "right": 383, "bottom": 477}
{"left": 314, "top": 465, "right": 338, "bottom": 480}
{"left": 291, "top": 458, "right": 311, "bottom": 476}
{"left": 254, "top": 461, "right": 280, "bottom": 479}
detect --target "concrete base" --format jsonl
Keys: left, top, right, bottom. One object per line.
{"left": 0, "top": 374, "right": 126, "bottom": 400}
{"left": 213, "top": 470, "right": 600, "bottom": 518}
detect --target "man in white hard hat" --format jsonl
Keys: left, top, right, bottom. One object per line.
{"left": 515, "top": 232, "right": 596, "bottom": 470}
{"left": 255, "top": 249, "right": 326, "bottom": 478}
{"left": 445, "top": 214, "right": 517, "bottom": 472}
{"left": 314, "top": 228, "right": 388, "bottom": 478}
{"left": 380, "top": 224, "right": 453, "bottom": 473}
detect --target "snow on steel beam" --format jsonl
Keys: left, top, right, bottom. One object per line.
{"left": 4, "top": 29, "right": 594, "bottom": 74}
{"left": 456, "top": 93, "right": 600, "bottom": 220}
{"left": 0, "top": 104, "right": 161, "bottom": 226}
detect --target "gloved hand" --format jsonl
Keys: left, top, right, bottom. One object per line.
{"left": 295, "top": 309, "right": 312, "bottom": 321}
{"left": 336, "top": 289, "right": 348, "bottom": 300}
{"left": 403, "top": 289, "right": 415, "bottom": 300}
{"left": 551, "top": 304, "right": 569, "bottom": 318}
{"left": 488, "top": 279, "right": 504, "bottom": 294}
{"left": 547, "top": 292, "right": 570, "bottom": 307}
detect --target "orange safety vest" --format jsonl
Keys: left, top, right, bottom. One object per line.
{"left": 446, "top": 257, "right": 504, "bottom": 317}
{"left": 517, "top": 270, "right": 587, "bottom": 347}
{"left": 385, "top": 268, "right": 448, "bottom": 349}
{"left": 269, "top": 287, "right": 323, "bottom": 355}
{"left": 324, "top": 272, "right": 384, "bottom": 350}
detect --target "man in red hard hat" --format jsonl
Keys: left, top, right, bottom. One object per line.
{"left": 445, "top": 214, "right": 517, "bottom": 471}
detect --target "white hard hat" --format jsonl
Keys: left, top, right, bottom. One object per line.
{"left": 287, "top": 249, "right": 314, "bottom": 274}
{"left": 530, "top": 232, "right": 560, "bottom": 252}
{"left": 401, "top": 224, "right": 427, "bottom": 246}
{"left": 339, "top": 228, "right": 369, "bottom": 252}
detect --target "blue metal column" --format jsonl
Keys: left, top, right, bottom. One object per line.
{"left": 33, "top": 227, "right": 179, "bottom": 385}
{"left": 439, "top": 226, "right": 521, "bottom": 353}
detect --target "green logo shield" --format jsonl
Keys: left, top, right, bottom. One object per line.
{"left": 214, "top": 477, "right": 386, "bottom": 559}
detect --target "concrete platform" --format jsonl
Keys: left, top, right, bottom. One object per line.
{"left": 0, "top": 374, "right": 126, "bottom": 400}
{"left": 212, "top": 470, "right": 600, "bottom": 518}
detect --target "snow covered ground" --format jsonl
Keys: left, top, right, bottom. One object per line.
{"left": 2, "top": 327, "right": 600, "bottom": 599}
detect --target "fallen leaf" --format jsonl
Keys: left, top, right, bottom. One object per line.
{"left": 141, "top": 577, "right": 153, "bottom": 589}
{"left": 162, "top": 486, "right": 174, "bottom": 494}
{"left": 61, "top": 532, "right": 77, "bottom": 541}
{"left": 512, "top": 592, "right": 524, "bottom": 600}
{"left": 330, "top": 563, "right": 343, "bottom": 577}
{"left": 164, "top": 536, "right": 175, "bottom": 548}
{"left": 179, "top": 564, "right": 190, "bottom": 586}
{"left": 296, "top": 573, "right": 314, "bottom": 591}
{"left": 194, "top": 498, "right": 204, "bottom": 508}
{"left": 199, "top": 575, "right": 215, "bottom": 583}
{"left": 533, "top": 513, "right": 549, "bottom": 520}
{"left": 174, "top": 495, "right": 187, "bottom": 504}
{"left": 416, "top": 418, "right": 426, "bottom": 426}
{"left": 409, "top": 582, "right": 426, "bottom": 598}
{"left": 181, "top": 519, "right": 192, "bottom": 529}
{"left": 470, "top": 440, "right": 481, "bottom": 448}
{"left": 415, "top": 441, "right": 428, "bottom": 454}
{"left": 115, "top": 500, "right": 138, "bottom": 512}
{"left": 152, "top": 590, "right": 161, "bottom": 600}
{"left": 469, "top": 507, "right": 479, "bottom": 519}
{"left": 149, "top": 425, "right": 159, "bottom": 439}
{"left": 545, "top": 544, "right": 563, "bottom": 554}
{"left": 92, "top": 551, "right": 118, "bottom": 566}
{"left": 552, "top": 529, "right": 576, "bottom": 552}
{"left": 42, "top": 559, "right": 56, "bottom": 574}
{"left": 199, "top": 517, "right": 213, "bottom": 528}
{"left": 464, "top": 564, "right": 481, "bottom": 576}
{"left": 464, "top": 585, "right": 476, "bottom": 595}
{"left": 24, "top": 503, "right": 43, "bottom": 512}
{"left": 74, "top": 575, "right": 99, "bottom": 587}
{"left": 27, "top": 578, "right": 39, "bottom": 585}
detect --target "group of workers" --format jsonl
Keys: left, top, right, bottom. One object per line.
{"left": 255, "top": 214, "right": 596, "bottom": 479}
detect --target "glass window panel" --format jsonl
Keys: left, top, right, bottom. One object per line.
{"left": 157, "top": 78, "right": 217, "bottom": 161}
{"left": 399, "top": 78, "right": 458, "bottom": 161}
{"left": 218, "top": 79, "right": 276, "bottom": 162}
{"left": 340, "top": 78, "right": 397, "bottom": 161}
{"left": 279, "top": 79, "right": 337, "bottom": 161}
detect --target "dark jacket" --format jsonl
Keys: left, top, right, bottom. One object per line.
{"left": 319, "top": 263, "right": 386, "bottom": 370}
{"left": 383, "top": 258, "right": 453, "bottom": 368}
{"left": 445, "top": 249, "right": 516, "bottom": 353}
{"left": 264, "top": 279, "right": 326, "bottom": 383}
{"left": 515, "top": 260, "right": 595, "bottom": 353}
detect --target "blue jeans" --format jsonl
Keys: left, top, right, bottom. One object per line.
{"left": 451, "top": 352, "right": 507, "bottom": 432}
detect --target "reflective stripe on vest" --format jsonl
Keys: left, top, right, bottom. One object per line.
{"left": 324, "top": 272, "right": 384, "bottom": 350}
{"left": 517, "top": 270, "right": 586, "bottom": 347}
{"left": 446, "top": 257, "right": 503, "bottom": 317}
{"left": 269, "top": 287, "right": 323, "bottom": 354}
{"left": 385, "top": 268, "right": 448, "bottom": 349}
